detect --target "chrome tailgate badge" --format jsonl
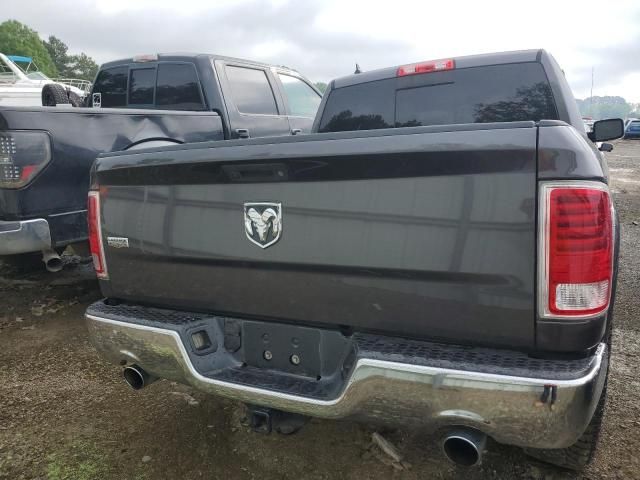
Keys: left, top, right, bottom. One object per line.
{"left": 244, "top": 202, "right": 282, "bottom": 248}
{"left": 107, "top": 236, "right": 129, "bottom": 249}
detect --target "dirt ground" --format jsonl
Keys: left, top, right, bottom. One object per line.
{"left": 1, "top": 141, "right": 639, "bottom": 480}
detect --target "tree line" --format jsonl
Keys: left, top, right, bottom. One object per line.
{"left": 576, "top": 96, "right": 640, "bottom": 120}
{"left": 0, "top": 20, "right": 98, "bottom": 81}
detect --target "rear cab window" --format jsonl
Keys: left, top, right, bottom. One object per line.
{"left": 92, "top": 61, "right": 205, "bottom": 110}
{"left": 92, "top": 66, "right": 128, "bottom": 107}
{"left": 129, "top": 68, "right": 156, "bottom": 105}
{"left": 319, "top": 63, "right": 558, "bottom": 132}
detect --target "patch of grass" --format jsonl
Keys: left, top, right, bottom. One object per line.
{"left": 46, "top": 441, "right": 110, "bottom": 480}
{"left": 0, "top": 455, "right": 9, "bottom": 479}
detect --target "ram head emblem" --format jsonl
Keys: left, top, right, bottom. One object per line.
{"left": 244, "top": 202, "right": 282, "bottom": 248}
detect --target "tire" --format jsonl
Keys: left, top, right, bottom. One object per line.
{"left": 524, "top": 363, "right": 608, "bottom": 470}
{"left": 68, "top": 91, "right": 83, "bottom": 107}
{"left": 41, "top": 83, "right": 70, "bottom": 106}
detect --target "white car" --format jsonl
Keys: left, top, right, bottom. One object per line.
{"left": 0, "top": 53, "right": 91, "bottom": 107}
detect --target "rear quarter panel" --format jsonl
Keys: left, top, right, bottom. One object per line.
{"left": 535, "top": 124, "right": 613, "bottom": 352}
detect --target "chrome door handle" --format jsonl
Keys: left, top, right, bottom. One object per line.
{"left": 235, "top": 128, "right": 250, "bottom": 139}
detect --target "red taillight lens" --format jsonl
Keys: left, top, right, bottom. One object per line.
{"left": 540, "top": 183, "right": 613, "bottom": 317}
{"left": 0, "top": 131, "right": 51, "bottom": 189}
{"left": 88, "top": 191, "right": 108, "bottom": 279}
{"left": 397, "top": 59, "right": 455, "bottom": 77}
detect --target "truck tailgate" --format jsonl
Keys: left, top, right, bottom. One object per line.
{"left": 96, "top": 123, "right": 537, "bottom": 348}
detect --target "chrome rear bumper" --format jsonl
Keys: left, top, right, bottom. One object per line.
{"left": 86, "top": 310, "right": 607, "bottom": 450}
{"left": 0, "top": 218, "right": 51, "bottom": 255}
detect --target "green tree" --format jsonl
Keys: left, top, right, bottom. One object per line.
{"left": 43, "top": 35, "right": 69, "bottom": 75}
{"left": 44, "top": 36, "right": 98, "bottom": 81}
{"left": 66, "top": 53, "right": 99, "bottom": 81}
{"left": 577, "top": 96, "right": 632, "bottom": 120}
{"left": 314, "top": 82, "right": 327, "bottom": 94}
{"left": 0, "top": 20, "right": 57, "bottom": 76}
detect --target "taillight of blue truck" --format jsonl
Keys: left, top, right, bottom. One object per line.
{"left": 0, "top": 131, "right": 51, "bottom": 189}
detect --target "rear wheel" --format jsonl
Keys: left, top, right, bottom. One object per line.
{"left": 41, "top": 83, "right": 70, "bottom": 106}
{"left": 68, "top": 91, "right": 83, "bottom": 107}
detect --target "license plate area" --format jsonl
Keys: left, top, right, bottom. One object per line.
{"left": 243, "top": 322, "right": 321, "bottom": 378}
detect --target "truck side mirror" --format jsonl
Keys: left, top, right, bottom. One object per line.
{"left": 588, "top": 118, "right": 624, "bottom": 142}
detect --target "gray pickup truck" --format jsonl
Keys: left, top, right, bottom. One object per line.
{"left": 85, "top": 50, "right": 623, "bottom": 470}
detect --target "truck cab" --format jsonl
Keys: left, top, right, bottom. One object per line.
{"left": 90, "top": 54, "right": 322, "bottom": 139}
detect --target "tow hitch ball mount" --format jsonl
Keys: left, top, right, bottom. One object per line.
{"left": 245, "top": 405, "right": 309, "bottom": 435}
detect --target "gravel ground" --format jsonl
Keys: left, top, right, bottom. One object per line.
{"left": 0, "top": 141, "right": 639, "bottom": 480}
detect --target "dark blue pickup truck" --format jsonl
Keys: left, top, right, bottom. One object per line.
{"left": 0, "top": 53, "right": 321, "bottom": 270}
{"left": 85, "top": 50, "right": 623, "bottom": 470}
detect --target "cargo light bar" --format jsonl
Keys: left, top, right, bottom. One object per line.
{"left": 133, "top": 54, "right": 158, "bottom": 63}
{"left": 397, "top": 59, "right": 455, "bottom": 77}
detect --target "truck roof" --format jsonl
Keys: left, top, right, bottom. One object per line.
{"left": 332, "top": 49, "right": 545, "bottom": 89}
{"left": 99, "top": 53, "right": 297, "bottom": 73}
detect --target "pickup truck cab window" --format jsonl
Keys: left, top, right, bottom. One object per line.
{"left": 277, "top": 73, "right": 321, "bottom": 118}
{"left": 92, "top": 62, "right": 207, "bottom": 110}
{"left": 319, "top": 79, "right": 395, "bottom": 131}
{"left": 156, "top": 63, "right": 205, "bottom": 110}
{"left": 225, "top": 65, "right": 279, "bottom": 115}
{"left": 92, "top": 66, "right": 128, "bottom": 108}
{"left": 319, "top": 63, "right": 559, "bottom": 132}
{"left": 129, "top": 68, "right": 156, "bottom": 105}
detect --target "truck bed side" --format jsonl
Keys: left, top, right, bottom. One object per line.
{"left": 0, "top": 107, "right": 223, "bottom": 247}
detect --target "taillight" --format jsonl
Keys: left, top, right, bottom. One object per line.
{"left": 88, "top": 191, "right": 108, "bottom": 279}
{"left": 539, "top": 182, "right": 613, "bottom": 318}
{"left": 0, "top": 131, "right": 51, "bottom": 188}
{"left": 397, "top": 59, "right": 455, "bottom": 77}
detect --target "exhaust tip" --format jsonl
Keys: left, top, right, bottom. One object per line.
{"left": 442, "top": 429, "right": 486, "bottom": 467}
{"left": 123, "top": 365, "right": 146, "bottom": 390}
{"left": 45, "top": 257, "right": 63, "bottom": 273}
{"left": 42, "top": 250, "right": 63, "bottom": 272}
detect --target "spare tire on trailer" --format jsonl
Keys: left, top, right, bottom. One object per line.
{"left": 42, "top": 83, "right": 70, "bottom": 106}
{"left": 68, "top": 91, "right": 83, "bottom": 107}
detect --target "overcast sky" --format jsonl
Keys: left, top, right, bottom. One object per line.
{"left": 4, "top": 0, "right": 640, "bottom": 102}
